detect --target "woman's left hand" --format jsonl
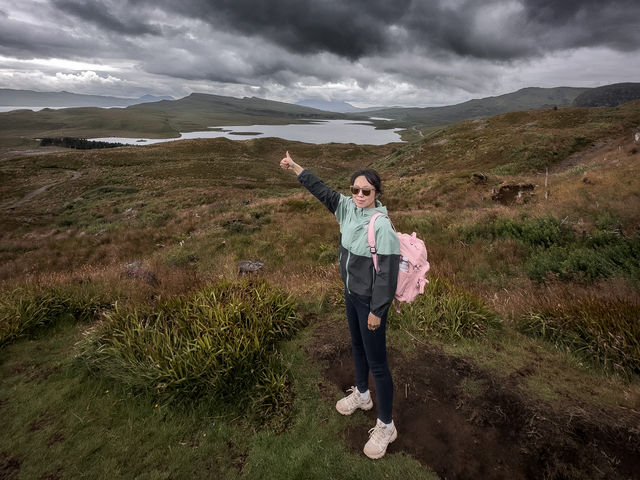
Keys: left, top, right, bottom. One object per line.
{"left": 367, "top": 312, "right": 381, "bottom": 331}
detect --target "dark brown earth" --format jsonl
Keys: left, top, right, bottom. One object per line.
{"left": 0, "top": 454, "right": 21, "bottom": 480}
{"left": 306, "top": 317, "right": 640, "bottom": 480}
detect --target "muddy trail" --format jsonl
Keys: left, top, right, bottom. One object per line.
{"left": 306, "top": 318, "right": 640, "bottom": 480}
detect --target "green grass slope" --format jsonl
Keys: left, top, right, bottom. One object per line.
{"left": 1, "top": 100, "right": 638, "bottom": 479}
{"left": 367, "top": 86, "right": 589, "bottom": 127}
{"left": 573, "top": 82, "right": 640, "bottom": 107}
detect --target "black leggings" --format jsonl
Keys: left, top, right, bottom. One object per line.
{"left": 345, "top": 290, "right": 393, "bottom": 423}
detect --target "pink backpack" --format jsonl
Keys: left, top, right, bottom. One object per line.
{"left": 368, "top": 212, "right": 430, "bottom": 311}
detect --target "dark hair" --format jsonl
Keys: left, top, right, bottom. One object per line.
{"left": 350, "top": 168, "right": 383, "bottom": 196}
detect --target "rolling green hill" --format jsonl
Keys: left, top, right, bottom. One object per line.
{"left": 129, "top": 93, "right": 345, "bottom": 131}
{"left": 365, "top": 86, "right": 589, "bottom": 127}
{"left": 573, "top": 82, "right": 640, "bottom": 107}
{"left": 0, "top": 88, "right": 171, "bottom": 107}
{"left": 0, "top": 93, "right": 345, "bottom": 146}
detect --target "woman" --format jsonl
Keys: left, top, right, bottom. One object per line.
{"left": 280, "top": 151, "right": 400, "bottom": 459}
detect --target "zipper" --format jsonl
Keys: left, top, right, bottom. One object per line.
{"left": 345, "top": 250, "right": 351, "bottom": 294}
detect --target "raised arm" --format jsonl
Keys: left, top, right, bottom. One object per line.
{"left": 280, "top": 151, "right": 342, "bottom": 214}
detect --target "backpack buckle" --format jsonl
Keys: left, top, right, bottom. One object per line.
{"left": 370, "top": 246, "right": 377, "bottom": 254}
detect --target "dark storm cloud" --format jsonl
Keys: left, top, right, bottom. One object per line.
{"left": 0, "top": 13, "right": 94, "bottom": 58}
{"left": 152, "top": 0, "right": 412, "bottom": 60}
{"left": 395, "top": 0, "right": 640, "bottom": 60}
{"left": 145, "top": 0, "right": 640, "bottom": 61}
{"left": 2, "top": 0, "right": 639, "bottom": 106}
{"left": 52, "top": 0, "right": 161, "bottom": 36}
{"left": 13, "top": 0, "right": 638, "bottom": 66}
{"left": 520, "top": 0, "right": 640, "bottom": 51}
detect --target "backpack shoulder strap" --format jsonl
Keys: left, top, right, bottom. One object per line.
{"left": 367, "top": 212, "right": 386, "bottom": 273}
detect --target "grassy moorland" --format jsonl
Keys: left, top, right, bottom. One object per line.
{"left": 1, "top": 101, "right": 639, "bottom": 479}
{"left": 0, "top": 94, "right": 346, "bottom": 148}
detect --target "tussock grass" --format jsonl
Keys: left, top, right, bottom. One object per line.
{"left": 390, "top": 277, "right": 501, "bottom": 340}
{"left": 459, "top": 213, "right": 640, "bottom": 284}
{"left": 77, "top": 279, "right": 300, "bottom": 416}
{"left": 0, "top": 284, "right": 111, "bottom": 347}
{"left": 518, "top": 297, "right": 640, "bottom": 376}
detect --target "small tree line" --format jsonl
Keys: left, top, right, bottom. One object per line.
{"left": 40, "top": 137, "right": 127, "bottom": 149}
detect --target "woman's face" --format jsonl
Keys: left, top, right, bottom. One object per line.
{"left": 351, "top": 175, "right": 376, "bottom": 209}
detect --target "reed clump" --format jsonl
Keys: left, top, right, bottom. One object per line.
{"left": 518, "top": 297, "right": 640, "bottom": 376}
{"left": 390, "top": 277, "right": 501, "bottom": 340}
{"left": 76, "top": 279, "right": 299, "bottom": 415}
{"left": 0, "top": 284, "right": 110, "bottom": 347}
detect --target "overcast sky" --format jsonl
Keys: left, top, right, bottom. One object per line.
{"left": 1, "top": 0, "right": 639, "bottom": 107}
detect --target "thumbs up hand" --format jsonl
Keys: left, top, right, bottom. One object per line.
{"left": 280, "top": 151, "right": 293, "bottom": 169}
{"left": 280, "top": 151, "right": 302, "bottom": 175}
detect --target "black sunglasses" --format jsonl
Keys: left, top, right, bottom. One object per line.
{"left": 350, "top": 186, "right": 374, "bottom": 196}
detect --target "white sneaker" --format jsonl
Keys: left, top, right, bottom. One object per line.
{"left": 363, "top": 419, "right": 397, "bottom": 459}
{"left": 335, "top": 387, "right": 373, "bottom": 415}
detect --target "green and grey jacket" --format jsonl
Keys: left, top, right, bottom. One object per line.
{"left": 298, "top": 170, "right": 400, "bottom": 317}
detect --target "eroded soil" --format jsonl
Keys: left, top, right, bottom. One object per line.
{"left": 306, "top": 317, "right": 640, "bottom": 480}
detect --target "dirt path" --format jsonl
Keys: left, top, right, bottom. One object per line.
{"left": 306, "top": 317, "right": 640, "bottom": 479}
{"left": 6, "top": 170, "right": 81, "bottom": 210}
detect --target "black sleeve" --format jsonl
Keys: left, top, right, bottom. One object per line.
{"left": 370, "top": 253, "right": 400, "bottom": 317}
{"left": 297, "top": 169, "right": 341, "bottom": 214}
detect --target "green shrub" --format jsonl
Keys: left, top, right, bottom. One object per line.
{"left": 525, "top": 246, "right": 567, "bottom": 282}
{"left": 459, "top": 217, "right": 497, "bottom": 244}
{"left": 518, "top": 298, "right": 640, "bottom": 376}
{"left": 459, "top": 215, "right": 570, "bottom": 247}
{"left": 0, "top": 285, "right": 110, "bottom": 347}
{"left": 526, "top": 235, "right": 640, "bottom": 283}
{"left": 461, "top": 214, "right": 640, "bottom": 284}
{"left": 76, "top": 280, "right": 299, "bottom": 415}
{"left": 495, "top": 216, "right": 569, "bottom": 247}
{"left": 594, "top": 211, "right": 621, "bottom": 231}
{"left": 390, "top": 278, "right": 500, "bottom": 340}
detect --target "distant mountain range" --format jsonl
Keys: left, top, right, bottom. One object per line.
{"left": 294, "top": 99, "right": 390, "bottom": 113}
{"left": 297, "top": 83, "right": 640, "bottom": 127}
{"left": 1, "top": 83, "right": 638, "bottom": 142}
{"left": 0, "top": 89, "right": 173, "bottom": 108}
{"left": 127, "top": 93, "right": 341, "bottom": 132}
{"left": 0, "top": 92, "right": 346, "bottom": 141}
{"left": 352, "top": 87, "right": 590, "bottom": 127}
{"left": 132, "top": 93, "right": 335, "bottom": 117}
{"left": 573, "top": 83, "right": 640, "bottom": 107}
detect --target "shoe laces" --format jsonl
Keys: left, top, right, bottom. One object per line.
{"left": 367, "top": 423, "right": 391, "bottom": 447}
{"left": 344, "top": 386, "right": 363, "bottom": 407}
